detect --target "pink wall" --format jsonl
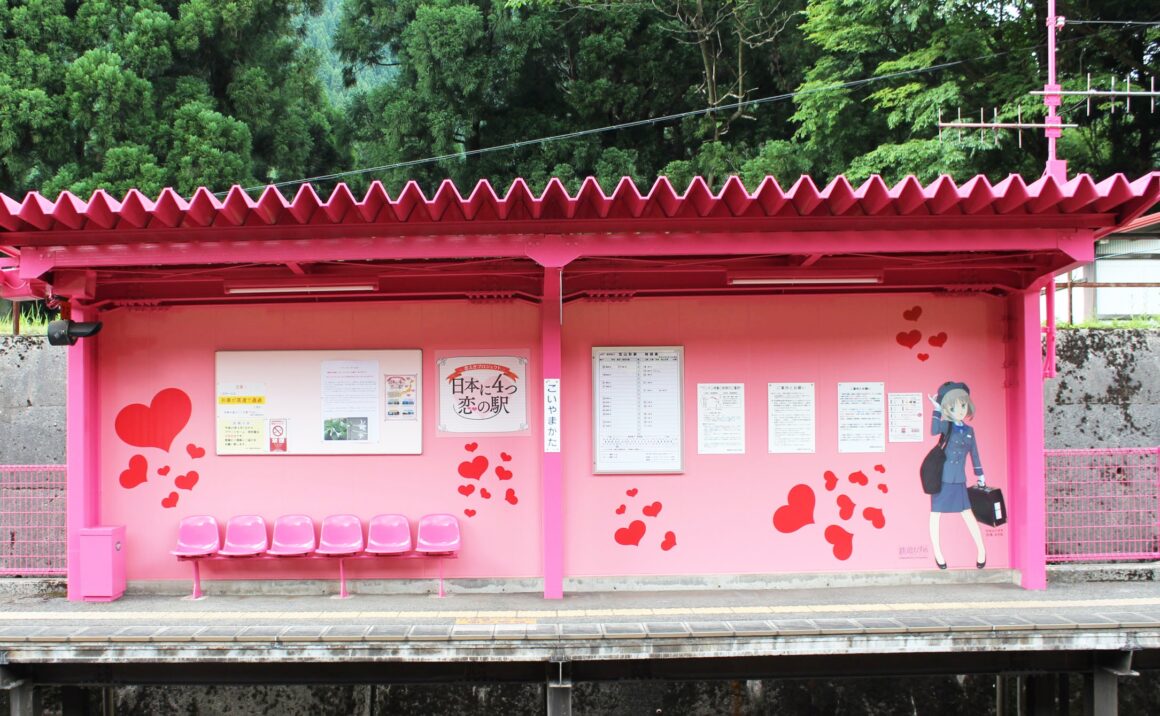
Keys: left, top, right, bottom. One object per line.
{"left": 561, "top": 294, "right": 1009, "bottom": 576}
{"left": 99, "top": 302, "right": 545, "bottom": 582}
{"left": 98, "top": 293, "right": 1010, "bottom": 585}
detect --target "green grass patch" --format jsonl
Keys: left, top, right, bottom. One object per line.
{"left": 0, "top": 303, "right": 51, "bottom": 335}
{"left": 1055, "top": 316, "right": 1160, "bottom": 330}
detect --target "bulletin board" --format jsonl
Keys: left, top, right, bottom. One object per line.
{"left": 215, "top": 350, "right": 422, "bottom": 455}
{"left": 592, "top": 346, "right": 684, "bottom": 474}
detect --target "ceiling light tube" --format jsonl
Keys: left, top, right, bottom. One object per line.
{"left": 728, "top": 271, "right": 883, "bottom": 286}
{"left": 225, "top": 282, "right": 377, "bottom": 295}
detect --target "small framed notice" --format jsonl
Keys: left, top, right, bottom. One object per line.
{"left": 592, "top": 347, "right": 683, "bottom": 474}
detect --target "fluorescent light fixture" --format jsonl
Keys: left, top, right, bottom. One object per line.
{"left": 728, "top": 270, "right": 883, "bottom": 286}
{"left": 225, "top": 282, "right": 377, "bottom": 295}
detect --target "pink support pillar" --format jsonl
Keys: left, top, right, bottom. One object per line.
{"left": 541, "top": 266, "right": 564, "bottom": 599}
{"left": 65, "top": 306, "right": 100, "bottom": 601}
{"left": 1006, "top": 286, "right": 1047, "bottom": 589}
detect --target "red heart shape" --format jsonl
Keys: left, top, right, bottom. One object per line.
{"left": 917, "top": 353, "right": 930, "bottom": 362}
{"left": 642, "top": 501, "right": 662, "bottom": 517}
{"left": 458, "top": 484, "right": 475, "bottom": 496}
{"left": 504, "top": 488, "right": 518, "bottom": 505}
{"left": 458, "top": 456, "right": 488, "bottom": 479}
{"left": 874, "top": 464, "right": 886, "bottom": 473}
{"left": 464, "top": 442, "right": 478, "bottom": 452}
{"left": 903, "top": 306, "right": 923, "bottom": 322}
{"left": 836, "top": 494, "right": 855, "bottom": 520}
{"left": 161, "top": 491, "right": 179, "bottom": 509}
{"left": 877, "top": 483, "right": 889, "bottom": 494}
{"left": 823, "top": 470, "right": 838, "bottom": 492}
{"left": 119, "top": 455, "right": 149, "bottom": 489}
{"left": 174, "top": 470, "right": 199, "bottom": 491}
{"left": 928, "top": 332, "right": 948, "bottom": 348}
{"left": 660, "top": 531, "right": 677, "bottom": 551}
{"left": 615, "top": 504, "right": 626, "bottom": 515}
{"left": 772, "top": 484, "right": 815, "bottom": 534}
{"left": 848, "top": 470, "right": 869, "bottom": 486}
{"left": 500, "top": 452, "right": 512, "bottom": 461}
{"left": 157, "top": 465, "right": 170, "bottom": 476}
{"left": 480, "top": 488, "right": 492, "bottom": 499}
{"left": 896, "top": 330, "right": 922, "bottom": 349}
{"left": 824, "top": 525, "right": 854, "bottom": 560}
{"left": 186, "top": 443, "right": 205, "bottom": 459}
{"left": 863, "top": 507, "right": 886, "bottom": 529}
{"left": 626, "top": 488, "right": 638, "bottom": 497}
{"left": 614, "top": 520, "right": 646, "bottom": 546}
{"left": 115, "top": 388, "right": 192, "bottom": 452}
{"left": 495, "top": 466, "right": 513, "bottom": 480}
{"left": 464, "top": 508, "right": 476, "bottom": 518}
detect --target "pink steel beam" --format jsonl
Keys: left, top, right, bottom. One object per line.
{"left": 1043, "top": 1, "right": 1067, "bottom": 181}
{"left": 65, "top": 305, "right": 100, "bottom": 601}
{"left": 540, "top": 265, "right": 565, "bottom": 600}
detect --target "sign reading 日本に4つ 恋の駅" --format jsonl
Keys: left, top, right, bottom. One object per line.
{"left": 437, "top": 354, "right": 529, "bottom": 434}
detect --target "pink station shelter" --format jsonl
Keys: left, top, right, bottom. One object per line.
{"left": 2, "top": 172, "right": 1158, "bottom": 602}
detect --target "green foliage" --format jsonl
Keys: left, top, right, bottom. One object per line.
{"left": 1, "top": 0, "right": 343, "bottom": 196}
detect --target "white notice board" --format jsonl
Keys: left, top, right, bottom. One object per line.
{"left": 215, "top": 350, "right": 422, "bottom": 455}
{"left": 592, "top": 346, "right": 683, "bottom": 474}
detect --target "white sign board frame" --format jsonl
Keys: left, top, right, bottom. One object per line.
{"left": 215, "top": 349, "right": 423, "bottom": 455}
{"left": 592, "top": 346, "right": 684, "bottom": 474}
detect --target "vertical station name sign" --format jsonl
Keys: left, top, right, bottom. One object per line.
{"left": 592, "top": 346, "right": 684, "bottom": 474}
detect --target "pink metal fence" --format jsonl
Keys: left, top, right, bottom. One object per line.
{"left": 0, "top": 464, "right": 67, "bottom": 575}
{"left": 1046, "top": 447, "right": 1160, "bottom": 563}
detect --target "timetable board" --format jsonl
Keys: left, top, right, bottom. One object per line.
{"left": 592, "top": 346, "right": 684, "bottom": 474}
{"left": 215, "top": 349, "right": 422, "bottom": 455}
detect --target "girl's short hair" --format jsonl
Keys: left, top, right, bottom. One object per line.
{"left": 939, "top": 388, "right": 975, "bottom": 419}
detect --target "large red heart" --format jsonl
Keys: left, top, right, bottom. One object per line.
{"left": 174, "top": 470, "right": 199, "bottom": 491}
{"left": 614, "top": 520, "right": 646, "bottom": 546}
{"left": 458, "top": 456, "right": 488, "bottom": 479}
{"left": 495, "top": 466, "right": 513, "bottom": 480}
{"left": 642, "top": 501, "right": 663, "bottom": 517}
{"left": 458, "top": 484, "right": 475, "bottom": 496}
{"left": 119, "top": 455, "right": 149, "bottom": 489}
{"left": 928, "top": 332, "right": 948, "bottom": 348}
{"left": 896, "top": 330, "right": 922, "bottom": 349}
{"left": 660, "top": 531, "right": 677, "bottom": 551}
{"left": 115, "top": 388, "right": 192, "bottom": 452}
{"left": 863, "top": 507, "right": 886, "bottom": 529}
{"left": 824, "top": 525, "right": 854, "bottom": 560}
{"left": 161, "top": 491, "right": 179, "bottom": 509}
{"left": 903, "top": 306, "right": 923, "bottom": 322}
{"left": 836, "top": 494, "right": 855, "bottom": 520}
{"left": 772, "top": 484, "right": 815, "bottom": 534}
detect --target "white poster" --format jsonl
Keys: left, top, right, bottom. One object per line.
{"left": 838, "top": 382, "right": 885, "bottom": 453}
{"left": 437, "top": 355, "right": 528, "bottom": 434}
{"left": 768, "top": 382, "right": 816, "bottom": 453}
{"left": 544, "top": 378, "right": 561, "bottom": 453}
{"left": 216, "top": 382, "right": 268, "bottom": 454}
{"left": 697, "top": 383, "right": 745, "bottom": 454}
{"left": 888, "top": 392, "right": 925, "bottom": 442}
{"left": 321, "top": 360, "right": 380, "bottom": 443}
{"left": 593, "top": 347, "right": 683, "bottom": 473}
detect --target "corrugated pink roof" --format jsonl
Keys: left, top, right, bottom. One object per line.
{"left": 2, "top": 173, "right": 1157, "bottom": 240}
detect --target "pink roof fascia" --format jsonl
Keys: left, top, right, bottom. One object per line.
{"left": 1, "top": 173, "right": 1157, "bottom": 241}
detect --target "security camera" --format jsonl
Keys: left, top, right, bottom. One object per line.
{"left": 46, "top": 320, "right": 102, "bottom": 346}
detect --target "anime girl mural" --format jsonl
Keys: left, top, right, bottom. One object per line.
{"left": 926, "top": 381, "right": 987, "bottom": 569}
